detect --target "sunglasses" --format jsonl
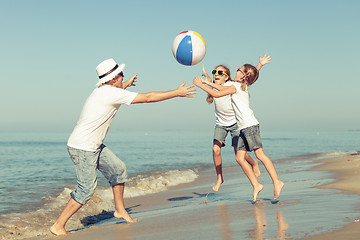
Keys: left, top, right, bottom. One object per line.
{"left": 237, "top": 68, "right": 245, "bottom": 75}
{"left": 119, "top": 71, "right": 124, "bottom": 77}
{"left": 211, "top": 69, "right": 228, "bottom": 76}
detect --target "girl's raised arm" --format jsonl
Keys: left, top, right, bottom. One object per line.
{"left": 193, "top": 77, "right": 236, "bottom": 98}
{"left": 202, "top": 65, "right": 212, "bottom": 84}
{"left": 256, "top": 53, "right": 272, "bottom": 71}
{"left": 205, "top": 80, "right": 232, "bottom": 91}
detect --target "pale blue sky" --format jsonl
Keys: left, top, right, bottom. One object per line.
{"left": 1, "top": 0, "right": 359, "bottom": 132}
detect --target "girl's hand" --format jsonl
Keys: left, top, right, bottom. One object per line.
{"left": 259, "top": 53, "right": 272, "bottom": 66}
{"left": 192, "top": 77, "right": 203, "bottom": 86}
{"left": 202, "top": 64, "right": 207, "bottom": 76}
{"left": 202, "top": 65, "right": 212, "bottom": 84}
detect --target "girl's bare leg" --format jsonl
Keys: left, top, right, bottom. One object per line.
{"left": 245, "top": 151, "right": 261, "bottom": 178}
{"left": 233, "top": 147, "right": 261, "bottom": 178}
{"left": 113, "top": 183, "right": 138, "bottom": 223}
{"left": 212, "top": 141, "right": 224, "bottom": 192}
{"left": 236, "top": 150, "right": 263, "bottom": 202}
{"left": 254, "top": 148, "right": 284, "bottom": 200}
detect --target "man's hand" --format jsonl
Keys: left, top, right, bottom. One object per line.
{"left": 177, "top": 81, "right": 196, "bottom": 98}
{"left": 127, "top": 74, "right": 138, "bottom": 87}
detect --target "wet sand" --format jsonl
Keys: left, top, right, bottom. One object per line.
{"left": 300, "top": 153, "right": 360, "bottom": 240}
{"left": 32, "top": 152, "right": 360, "bottom": 240}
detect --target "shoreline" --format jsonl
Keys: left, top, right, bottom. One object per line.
{"left": 10, "top": 151, "right": 360, "bottom": 240}
{"left": 300, "top": 153, "right": 360, "bottom": 240}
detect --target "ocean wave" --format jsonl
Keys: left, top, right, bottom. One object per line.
{"left": 0, "top": 168, "right": 198, "bottom": 240}
{"left": 125, "top": 169, "right": 199, "bottom": 197}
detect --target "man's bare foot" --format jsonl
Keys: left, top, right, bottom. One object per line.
{"left": 252, "top": 184, "right": 264, "bottom": 202}
{"left": 50, "top": 223, "right": 67, "bottom": 236}
{"left": 274, "top": 180, "right": 285, "bottom": 200}
{"left": 212, "top": 178, "right": 224, "bottom": 192}
{"left": 252, "top": 163, "right": 261, "bottom": 179}
{"left": 114, "top": 211, "right": 138, "bottom": 223}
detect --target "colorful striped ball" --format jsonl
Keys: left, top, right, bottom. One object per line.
{"left": 172, "top": 30, "right": 206, "bottom": 66}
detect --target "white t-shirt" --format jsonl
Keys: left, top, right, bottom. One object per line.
{"left": 213, "top": 81, "right": 237, "bottom": 126}
{"left": 67, "top": 85, "right": 138, "bottom": 151}
{"left": 227, "top": 82, "right": 259, "bottom": 130}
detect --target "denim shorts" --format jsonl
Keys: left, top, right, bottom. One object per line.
{"left": 213, "top": 123, "right": 240, "bottom": 147}
{"left": 237, "top": 125, "right": 263, "bottom": 151}
{"left": 68, "top": 144, "right": 128, "bottom": 205}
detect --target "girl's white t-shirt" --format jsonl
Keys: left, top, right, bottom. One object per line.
{"left": 67, "top": 85, "right": 138, "bottom": 151}
{"left": 227, "top": 82, "right": 259, "bottom": 130}
{"left": 213, "top": 81, "right": 237, "bottom": 127}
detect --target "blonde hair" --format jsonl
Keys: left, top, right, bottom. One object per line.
{"left": 238, "top": 64, "right": 259, "bottom": 91}
{"left": 206, "top": 65, "right": 231, "bottom": 104}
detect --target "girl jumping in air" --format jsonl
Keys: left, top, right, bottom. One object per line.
{"left": 194, "top": 55, "right": 284, "bottom": 202}
{"left": 202, "top": 54, "right": 271, "bottom": 192}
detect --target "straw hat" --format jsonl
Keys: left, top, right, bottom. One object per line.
{"left": 95, "top": 58, "right": 125, "bottom": 87}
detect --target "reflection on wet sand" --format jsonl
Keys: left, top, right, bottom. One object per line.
{"left": 250, "top": 201, "right": 289, "bottom": 240}
{"left": 276, "top": 209, "right": 289, "bottom": 240}
{"left": 216, "top": 204, "right": 233, "bottom": 240}
{"left": 215, "top": 200, "right": 288, "bottom": 240}
{"left": 252, "top": 203, "right": 267, "bottom": 240}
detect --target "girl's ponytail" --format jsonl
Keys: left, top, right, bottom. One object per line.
{"left": 242, "top": 64, "right": 259, "bottom": 88}
{"left": 206, "top": 94, "right": 214, "bottom": 104}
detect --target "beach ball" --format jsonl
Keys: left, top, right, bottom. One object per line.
{"left": 172, "top": 30, "right": 206, "bottom": 66}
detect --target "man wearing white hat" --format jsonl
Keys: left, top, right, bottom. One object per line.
{"left": 50, "top": 58, "right": 196, "bottom": 235}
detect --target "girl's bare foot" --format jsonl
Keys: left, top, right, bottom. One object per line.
{"left": 274, "top": 180, "right": 285, "bottom": 200}
{"left": 252, "top": 163, "right": 261, "bottom": 179}
{"left": 50, "top": 223, "right": 67, "bottom": 236}
{"left": 212, "top": 178, "right": 224, "bottom": 192}
{"left": 252, "top": 184, "right": 264, "bottom": 202}
{"left": 114, "top": 211, "right": 138, "bottom": 223}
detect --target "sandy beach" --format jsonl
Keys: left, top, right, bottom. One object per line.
{"left": 16, "top": 152, "right": 360, "bottom": 240}
{"left": 301, "top": 153, "right": 360, "bottom": 240}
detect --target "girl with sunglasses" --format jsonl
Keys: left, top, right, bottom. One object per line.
{"left": 202, "top": 64, "right": 261, "bottom": 192}
{"left": 194, "top": 54, "right": 284, "bottom": 202}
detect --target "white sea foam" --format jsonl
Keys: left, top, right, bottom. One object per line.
{"left": 0, "top": 168, "right": 199, "bottom": 239}
{"left": 125, "top": 169, "right": 199, "bottom": 197}
{"left": 90, "top": 169, "right": 199, "bottom": 210}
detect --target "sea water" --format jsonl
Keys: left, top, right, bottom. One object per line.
{"left": 0, "top": 130, "right": 359, "bottom": 238}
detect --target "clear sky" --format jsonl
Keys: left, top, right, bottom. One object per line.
{"left": 1, "top": 0, "right": 359, "bottom": 132}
